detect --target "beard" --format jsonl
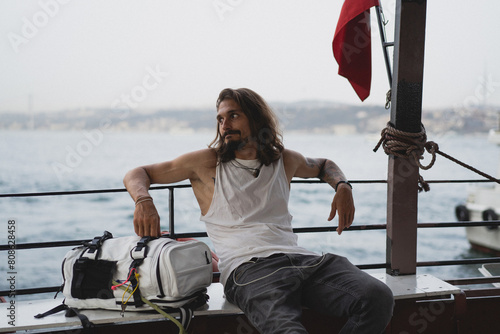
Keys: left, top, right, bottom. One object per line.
{"left": 218, "top": 131, "right": 246, "bottom": 162}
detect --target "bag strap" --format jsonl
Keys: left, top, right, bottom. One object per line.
{"left": 34, "top": 303, "right": 68, "bottom": 318}
{"left": 34, "top": 303, "right": 95, "bottom": 333}
{"left": 82, "top": 230, "right": 113, "bottom": 260}
{"left": 113, "top": 277, "right": 188, "bottom": 334}
{"left": 129, "top": 236, "right": 155, "bottom": 308}
{"left": 179, "top": 307, "right": 193, "bottom": 330}
{"left": 65, "top": 307, "right": 96, "bottom": 332}
{"left": 141, "top": 296, "right": 188, "bottom": 334}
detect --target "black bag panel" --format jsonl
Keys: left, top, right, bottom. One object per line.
{"left": 71, "top": 258, "right": 117, "bottom": 299}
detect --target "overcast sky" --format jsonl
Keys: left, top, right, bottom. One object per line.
{"left": 1, "top": 0, "right": 500, "bottom": 113}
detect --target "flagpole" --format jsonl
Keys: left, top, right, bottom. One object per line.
{"left": 375, "top": 5, "right": 393, "bottom": 87}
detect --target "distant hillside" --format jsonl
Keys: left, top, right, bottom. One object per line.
{"left": 0, "top": 101, "right": 497, "bottom": 135}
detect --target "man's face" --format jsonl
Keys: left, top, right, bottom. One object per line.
{"left": 216, "top": 99, "right": 252, "bottom": 147}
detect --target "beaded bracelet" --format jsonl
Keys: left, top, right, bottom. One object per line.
{"left": 335, "top": 180, "right": 352, "bottom": 192}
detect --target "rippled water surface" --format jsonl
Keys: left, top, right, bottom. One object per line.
{"left": 1, "top": 130, "right": 498, "bottom": 294}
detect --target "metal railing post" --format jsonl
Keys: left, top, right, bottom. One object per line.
{"left": 168, "top": 187, "right": 175, "bottom": 238}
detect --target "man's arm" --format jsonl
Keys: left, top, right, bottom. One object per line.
{"left": 123, "top": 149, "right": 214, "bottom": 237}
{"left": 283, "top": 149, "right": 355, "bottom": 235}
{"left": 123, "top": 166, "right": 161, "bottom": 237}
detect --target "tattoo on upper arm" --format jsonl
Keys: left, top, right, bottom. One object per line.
{"left": 305, "top": 158, "right": 324, "bottom": 170}
{"left": 303, "top": 157, "right": 346, "bottom": 187}
{"left": 308, "top": 158, "right": 326, "bottom": 178}
{"left": 317, "top": 159, "right": 346, "bottom": 186}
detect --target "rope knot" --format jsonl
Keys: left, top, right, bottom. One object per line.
{"left": 374, "top": 122, "right": 500, "bottom": 193}
{"left": 374, "top": 122, "right": 433, "bottom": 191}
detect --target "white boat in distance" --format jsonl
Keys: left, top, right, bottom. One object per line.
{"left": 455, "top": 129, "right": 500, "bottom": 255}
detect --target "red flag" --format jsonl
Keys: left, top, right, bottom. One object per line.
{"left": 333, "top": 0, "right": 379, "bottom": 101}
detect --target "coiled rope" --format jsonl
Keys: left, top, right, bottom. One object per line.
{"left": 373, "top": 122, "right": 500, "bottom": 192}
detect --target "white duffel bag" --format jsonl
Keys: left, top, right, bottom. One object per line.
{"left": 61, "top": 231, "right": 213, "bottom": 311}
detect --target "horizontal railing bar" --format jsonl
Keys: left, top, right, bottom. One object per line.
{"left": 291, "top": 221, "right": 500, "bottom": 234}
{"left": 0, "top": 185, "right": 191, "bottom": 198}
{"left": 0, "top": 239, "right": 92, "bottom": 251}
{"left": 173, "top": 232, "right": 209, "bottom": 238}
{"left": 462, "top": 287, "right": 500, "bottom": 298}
{"left": 0, "top": 188, "right": 129, "bottom": 198}
{"left": 4, "top": 220, "right": 500, "bottom": 251}
{"left": 417, "top": 257, "right": 500, "bottom": 267}
{"left": 357, "top": 263, "right": 386, "bottom": 270}
{"left": 0, "top": 286, "right": 62, "bottom": 296}
{"left": 293, "top": 225, "right": 386, "bottom": 234}
{"left": 418, "top": 221, "right": 500, "bottom": 228}
{"left": 445, "top": 276, "right": 500, "bottom": 286}
{"left": 424, "top": 179, "right": 494, "bottom": 184}
{"left": 355, "top": 258, "right": 500, "bottom": 270}
{"left": 291, "top": 180, "right": 386, "bottom": 184}
{"left": 0, "top": 181, "right": 323, "bottom": 198}
{"left": 1, "top": 179, "right": 496, "bottom": 198}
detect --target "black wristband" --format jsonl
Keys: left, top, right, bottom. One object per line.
{"left": 335, "top": 180, "right": 352, "bottom": 192}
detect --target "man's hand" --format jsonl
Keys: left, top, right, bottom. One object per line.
{"left": 134, "top": 200, "right": 161, "bottom": 237}
{"left": 328, "top": 184, "right": 355, "bottom": 235}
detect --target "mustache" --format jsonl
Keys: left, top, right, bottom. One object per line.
{"left": 223, "top": 130, "right": 241, "bottom": 138}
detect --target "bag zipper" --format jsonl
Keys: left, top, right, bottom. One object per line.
{"left": 155, "top": 243, "right": 168, "bottom": 298}
{"left": 56, "top": 258, "right": 67, "bottom": 298}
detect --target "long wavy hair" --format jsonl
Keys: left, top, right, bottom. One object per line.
{"left": 209, "top": 88, "right": 284, "bottom": 165}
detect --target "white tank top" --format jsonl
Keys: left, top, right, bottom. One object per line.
{"left": 200, "top": 156, "right": 316, "bottom": 286}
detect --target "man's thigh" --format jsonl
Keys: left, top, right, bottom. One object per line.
{"left": 225, "top": 253, "right": 303, "bottom": 306}
{"left": 300, "top": 253, "right": 389, "bottom": 317}
{"left": 224, "top": 253, "right": 309, "bottom": 333}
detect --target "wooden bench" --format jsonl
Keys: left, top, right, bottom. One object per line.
{"left": 0, "top": 273, "right": 461, "bottom": 333}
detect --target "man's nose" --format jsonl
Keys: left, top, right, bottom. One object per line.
{"left": 221, "top": 119, "right": 230, "bottom": 131}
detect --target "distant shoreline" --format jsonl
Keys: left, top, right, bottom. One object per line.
{"left": 0, "top": 101, "right": 498, "bottom": 134}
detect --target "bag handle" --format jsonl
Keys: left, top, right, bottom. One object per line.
{"left": 128, "top": 236, "right": 155, "bottom": 308}
{"left": 81, "top": 231, "right": 113, "bottom": 260}
{"left": 130, "top": 236, "right": 154, "bottom": 261}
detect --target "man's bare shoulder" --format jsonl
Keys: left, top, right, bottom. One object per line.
{"left": 184, "top": 148, "right": 217, "bottom": 187}
{"left": 181, "top": 148, "right": 217, "bottom": 168}
{"left": 282, "top": 148, "right": 324, "bottom": 179}
{"left": 282, "top": 148, "right": 303, "bottom": 166}
{"left": 281, "top": 149, "right": 303, "bottom": 181}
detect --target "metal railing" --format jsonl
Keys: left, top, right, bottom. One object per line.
{"left": 1, "top": 179, "right": 500, "bottom": 296}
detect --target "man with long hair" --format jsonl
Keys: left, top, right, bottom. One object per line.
{"left": 124, "top": 88, "right": 394, "bottom": 333}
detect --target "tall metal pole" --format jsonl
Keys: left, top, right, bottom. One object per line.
{"left": 375, "top": 5, "right": 393, "bottom": 87}
{"left": 386, "top": 0, "right": 427, "bottom": 276}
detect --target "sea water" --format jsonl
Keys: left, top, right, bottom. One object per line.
{"left": 0, "top": 130, "right": 498, "bottom": 295}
